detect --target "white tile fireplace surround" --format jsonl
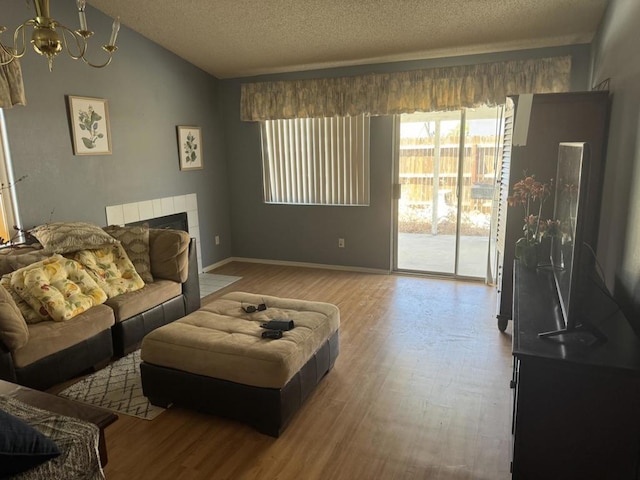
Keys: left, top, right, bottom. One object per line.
{"left": 105, "top": 194, "right": 202, "bottom": 273}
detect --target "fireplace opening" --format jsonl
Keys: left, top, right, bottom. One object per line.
{"left": 127, "top": 212, "right": 188, "bottom": 232}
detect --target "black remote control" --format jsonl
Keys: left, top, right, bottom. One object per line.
{"left": 261, "top": 320, "right": 295, "bottom": 331}
{"left": 262, "top": 330, "right": 283, "bottom": 339}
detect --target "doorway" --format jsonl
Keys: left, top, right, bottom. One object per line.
{"left": 393, "top": 107, "right": 502, "bottom": 280}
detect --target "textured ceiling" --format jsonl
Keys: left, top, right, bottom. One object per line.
{"left": 87, "top": 0, "right": 609, "bottom": 79}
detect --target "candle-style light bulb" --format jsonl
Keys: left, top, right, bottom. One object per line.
{"left": 108, "top": 17, "right": 120, "bottom": 46}
{"left": 77, "top": 0, "right": 88, "bottom": 31}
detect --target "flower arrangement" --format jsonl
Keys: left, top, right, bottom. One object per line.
{"left": 507, "top": 173, "right": 559, "bottom": 268}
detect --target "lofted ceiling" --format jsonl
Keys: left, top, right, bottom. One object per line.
{"left": 87, "top": 0, "right": 609, "bottom": 79}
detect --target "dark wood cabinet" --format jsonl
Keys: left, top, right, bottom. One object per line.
{"left": 511, "top": 261, "right": 640, "bottom": 479}
{"left": 496, "top": 91, "right": 610, "bottom": 328}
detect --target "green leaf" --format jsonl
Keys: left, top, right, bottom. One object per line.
{"left": 82, "top": 137, "right": 95, "bottom": 148}
{"left": 79, "top": 124, "right": 86, "bottom": 131}
{"left": 97, "top": 133, "right": 104, "bottom": 138}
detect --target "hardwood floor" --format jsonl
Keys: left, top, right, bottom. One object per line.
{"left": 103, "top": 262, "right": 513, "bottom": 480}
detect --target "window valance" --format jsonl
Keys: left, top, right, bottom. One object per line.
{"left": 0, "top": 53, "right": 26, "bottom": 109}
{"left": 241, "top": 55, "right": 571, "bottom": 121}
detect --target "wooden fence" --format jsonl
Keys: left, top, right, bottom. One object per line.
{"left": 399, "top": 136, "right": 498, "bottom": 214}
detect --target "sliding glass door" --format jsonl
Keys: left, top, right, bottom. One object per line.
{"left": 394, "top": 107, "right": 501, "bottom": 279}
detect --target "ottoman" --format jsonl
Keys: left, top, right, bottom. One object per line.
{"left": 140, "top": 292, "right": 340, "bottom": 437}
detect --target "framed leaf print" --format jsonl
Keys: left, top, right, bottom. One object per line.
{"left": 177, "top": 126, "right": 203, "bottom": 171}
{"left": 67, "top": 95, "right": 112, "bottom": 155}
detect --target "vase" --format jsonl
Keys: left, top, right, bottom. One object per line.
{"left": 515, "top": 238, "right": 539, "bottom": 270}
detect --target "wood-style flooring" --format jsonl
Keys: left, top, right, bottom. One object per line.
{"left": 103, "top": 262, "right": 513, "bottom": 480}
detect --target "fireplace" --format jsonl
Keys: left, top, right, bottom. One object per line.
{"left": 127, "top": 212, "right": 188, "bottom": 232}
{"left": 105, "top": 194, "right": 202, "bottom": 273}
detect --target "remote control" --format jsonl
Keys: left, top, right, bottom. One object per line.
{"left": 261, "top": 320, "right": 295, "bottom": 331}
{"left": 262, "top": 330, "right": 283, "bottom": 339}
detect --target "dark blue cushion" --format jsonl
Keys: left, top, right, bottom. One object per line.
{"left": 0, "top": 410, "right": 60, "bottom": 478}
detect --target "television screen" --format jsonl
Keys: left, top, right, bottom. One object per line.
{"left": 551, "top": 143, "right": 588, "bottom": 327}
{"left": 541, "top": 142, "right": 604, "bottom": 342}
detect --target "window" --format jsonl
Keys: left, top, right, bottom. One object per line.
{"left": 0, "top": 109, "right": 22, "bottom": 245}
{"left": 260, "top": 114, "right": 370, "bottom": 206}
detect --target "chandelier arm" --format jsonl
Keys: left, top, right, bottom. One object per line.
{"left": 13, "top": 21, "right": 33, "bottom": 56}
{"left": 80, "top": 52, "right": 114, "bottom": 69}
{"left": 61, "top": 19, "right": 115, "bottom": 69}
{"left": 0, "top": 22, "right": 31, "bottom": 64}
{"left": 57, "top": 24, "right": 87, "bottom": 60}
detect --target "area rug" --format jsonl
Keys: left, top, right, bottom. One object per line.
{"left": 199, "top": 273, "right": 242, "bottom": 298}
{"left": 58, "top": 350, "right": 165, "bottom": 421}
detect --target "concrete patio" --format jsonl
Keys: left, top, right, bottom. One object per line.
{"left": 397, "top": 232, "right": 490, "bottom": 279}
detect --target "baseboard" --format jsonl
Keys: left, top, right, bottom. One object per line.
{"left": 204, "top": 257, "right": 389, "bottom": 275}
{"left": 202, "top": 257, "right": 235, "bottom": 272}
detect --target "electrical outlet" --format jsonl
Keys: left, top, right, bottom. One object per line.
{"left": 338, "top": 238, "right": 345, "bottom": 248}
{"left": 215, "top": 235, "right": 220, "bottom": 245}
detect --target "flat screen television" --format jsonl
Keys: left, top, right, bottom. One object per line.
{"left": 539, "top": 142, "right": 606, "bottom": 343}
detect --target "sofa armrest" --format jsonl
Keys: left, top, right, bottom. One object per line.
{"left": 149, "top": 228, "right": 191, "bottom": 283}
{"left": 0, "top": 341, "right": 17, "bottom": 383}
{"left": 182, "top": 238, "right": 201, "bottom": 314}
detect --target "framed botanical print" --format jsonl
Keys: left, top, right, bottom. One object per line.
{"left": 177, "top": 126, "right": 203, "bottom": 171}
{"left": 67, "top": 95, "right": 112, "bottom": 155}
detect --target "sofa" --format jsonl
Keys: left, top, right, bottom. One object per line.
{"left": 0, "top": 222, "right": 200, "bottom": 391}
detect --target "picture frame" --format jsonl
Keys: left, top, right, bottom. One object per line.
{"left": 177, "top": 126, "right": 203, "bottom": 171}
{"left": 67, "top": 95, "right": 112, "bottom": 155}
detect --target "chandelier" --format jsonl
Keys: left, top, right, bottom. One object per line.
{"left": 0, "top": 0, "right": 120, "bottom": 71}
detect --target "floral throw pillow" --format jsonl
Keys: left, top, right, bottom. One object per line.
{"left": 0, "top": 274, "right": 51, "bottom": 324}
{"left": 10, "top": 255, "right": 107, "bottom": 322}
{"left": 71, "top": 244, "right": 145, "bottom": 298}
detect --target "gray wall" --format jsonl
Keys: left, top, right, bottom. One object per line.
{"left": 2, "top": 3, "right": 231, "bottom": 268}
{"left": 591, "top": 0, "right": 640, "bottom": 322}
{"left": 0, "top": 2, "right": 600, "bottom": 275}
{"left": 220, "top": 44, "right": 592, "bottom": 271}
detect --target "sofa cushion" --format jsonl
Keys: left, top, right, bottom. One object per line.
{"left": 0, "top": 275, "right": 51, "bottom": 324}
{"left": 0, "top": 245, "right": 47, "bottom": 276}
{"left": 71, "top": 244, "right": 145, "bottom": 298}
{"left": 30, "top": 222, "right": 119, "bottom": 254}
{"left": 0, "top": 410, "right": 61, "bottom": 478}
{"left": 148, "top": 229, "right": 191, "bottom": 283}
{"left": 10, "top": 255, "right": 108, "bottom": 322}
{"left": 105, "top": 279, "right": 182, "bottom": 323}
{"left": 12, "top": 304, "right": 115, "bottom": 368}
{"left": 103, "top": 224, "right": 153, "bottom": 283}
{"left": 0, "top": 284, "right": 28, "bottom": 351}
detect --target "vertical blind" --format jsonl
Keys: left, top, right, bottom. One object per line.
{"left": 261, "top": 114, "right": 370, "bottom": 205}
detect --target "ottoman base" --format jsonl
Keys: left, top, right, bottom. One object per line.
{"left": 141, "top": 330, "right": 339, "bottom": 437}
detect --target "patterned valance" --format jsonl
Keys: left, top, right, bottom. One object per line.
{"left": 241, "top": 55, "right": 571, "bottom": 121}
{"left": 0, "top": 52, "right": 26, "bottom": 109}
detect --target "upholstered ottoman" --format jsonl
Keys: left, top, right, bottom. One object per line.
{"left": 140, "top": 292, "right": 340, "bottom": 436}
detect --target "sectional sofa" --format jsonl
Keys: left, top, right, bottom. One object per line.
{"left": 0, "top": 223, "right": 200, "bottom": 390}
